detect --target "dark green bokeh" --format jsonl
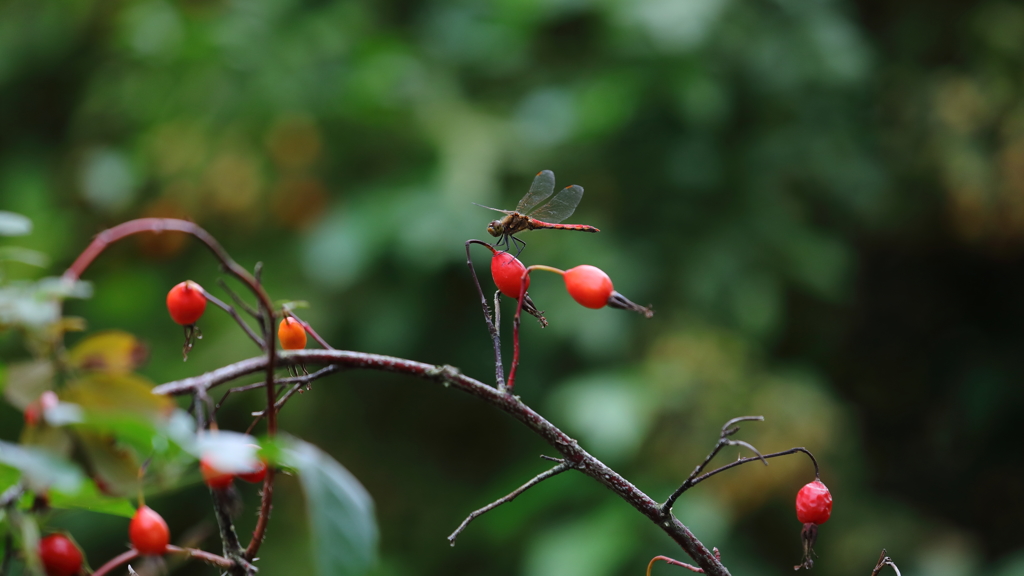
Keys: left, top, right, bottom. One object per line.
{"left": 3, "top": 0, "right": 1024, "bottom": 574}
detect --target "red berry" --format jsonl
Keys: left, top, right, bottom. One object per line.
{"left": 129, "top": 505, "right": 170, "bottom": 555}
{"left": 166, "top": 281, "right": 207, "bottom": 325}
{"left": 795, "top": 480, "right": 832, "bottom": 525}
{"left": 278, "top": 317, "right": 307, "bottom": 350}
{"left": 200, "top": 457, "right": 234, "bottom": 490}
{"left": 38, "top": 534, "right": 83, "bottom": 576}
{"left": 563, "top": 265, "right": 613, "bottom": 309}
{"left": 24, "top": 401, "right": 41, "bottom": 427}
{"left": 238, "top": 459, "right": 268, "bottom": 484}
{"left": 491, "top": 251, "right": 530, "bottom": 299}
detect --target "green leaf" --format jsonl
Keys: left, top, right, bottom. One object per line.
{"left": 0, "top": 211, "right": 32, "bottom": 236}
{"left": 49, "top": 478, "right": 136, "bottom": 517}
{"left": 281, "top": 437, "right": 378, "bottom": 576}
{"left": 0, "top": 247, "right": 49, "bottom": 268}
{"left": 0, "top": 440, "right": 83, "bottom": 494}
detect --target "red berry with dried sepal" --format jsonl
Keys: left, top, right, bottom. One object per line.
{"left": 491, "top": 251, "right": 530, "bottom": 299}
{"left": 166, "top": 281, "right": 207, "bottom": 325}
{"left": 200, "top": 457, "right": 235, "bottom": 490}
{"left": 129, "top": 505, "right": 170, "bottom": 555}
{"left": 278, "top": 317, "right": 307, "bottom": 350}
{"left": 38, "top": 534, "right": 83, "bottom": 576}
{"left": 563, "top": 265, "right": 613, "bottom": 309}
{"left": 795, "top": 479, "right": 832, "bottom": 525}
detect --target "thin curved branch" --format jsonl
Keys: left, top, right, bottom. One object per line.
{"left": 92, "top": 545, "right": 235, "bottom": 576}
{"left": 152, "top": 349, "right": 731, "bottom": 576}
{"left": 198, "top": 286, "right": 265, "bottom": 349}
{"left": 466, "top": 240, "right": 505, "bottom": 388}
{"left": 448, "top": 461, "right": 570, "bottom": 546}
{"left": 661, "top": 416, "right": 820, "bottom": 514}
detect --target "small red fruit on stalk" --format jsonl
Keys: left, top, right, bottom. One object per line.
{"left": 563, "top": 265, "right": 613, "bottom": 309}
{"left": 238, "top": 459, "right": 268, "bottom": 483}
{"left": 795, "top": 480, "right": 832, "bottom": 525}
{"left": 491, "top": 251, "right": 530, "bottom": 299}
{"left": 38, "top": 534, "right": 83, "bottom": 576}
{"left": 129, "top": 505, "right": 170, "bottom": 555}
{"left": 794, "top": 479, "right": 832, "bottom": 570}
{"left": 200, "top": 457, "right": 235, "bottom": 490}
{"left": 278, "top": 317, "right": 307, "bottom": 350}
{"left": 166, "top": 281, "right": 207, "bottom": 325}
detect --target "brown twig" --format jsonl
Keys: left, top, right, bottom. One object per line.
{"left": 62, "top": 218, "right": 280, "bottom": 565}
{"left": 152, "top": 349, "right": 732, "bottom": 576}
{"left": 246, "top": 365, "right": 343, "bottom": 433}
{"left": 198, "top": 286, "right": 265, "bottom": 349}
{"left": 466, "top": 240, "right": 506, "bottom": 388}
{"left": 870, "top": 550, "right": 901, "bottom": 576}
{"left": 92, "top": 545, "right": 235, "bottom": 576}
{"left": 661, "top": 417, "right": 819, "bottom": 514}
{"left": 448, "top": 461, "right": 570, "bottom": 546}
{"left": 286, "top": 311, "right": 334, "bottom": 350}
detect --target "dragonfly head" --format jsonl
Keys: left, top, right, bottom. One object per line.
{"left": 486, "top": 220, "right": 503, "bottom": 237}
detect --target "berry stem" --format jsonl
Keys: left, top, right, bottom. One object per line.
{"left": 285, "top": 311, "right": 334, "bottom": 350}
{"left": 197, "top": 286, "right": 265, "bottom": 348}
{"left": 647, "top": 555, "right": 705, "bottom": 575}
{"left": 508, "top": 265, "right": 566, "bottom": 392}
{"left": 466, "top": 240, "right": 506, "bottom": 389}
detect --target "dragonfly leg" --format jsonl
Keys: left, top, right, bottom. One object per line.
{"left": 511, "top": 235, "right": 527, "bottom": 259}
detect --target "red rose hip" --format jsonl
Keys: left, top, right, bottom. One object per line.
{"left": 563, "top": 265, "right": 613, "bottom": 309}
{"left": 38, "top": 534, "right": 83, "bottom": 576}
{"left": 795, "top": 480, "right": 832, "bottom": 525}
{"left": 278, "top": 317, "right": 307, "bottom": 350}
{"left": 238, "top": 459, "right": 268, "bottom": 483}
{"left": 129, "top": 505, "right": 170, "bottom": 555}
{"left": 166, "top": 281, "right": 207, "bottom": 325}
{"left": 491, "top": 251, "right": 530, "bottom": 299}
{"left": 200, "top": 457, "right": 235, "bottom": 490}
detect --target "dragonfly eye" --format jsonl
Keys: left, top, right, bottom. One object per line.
{"left": 487, "top": 221, "right": 502, "bottom": 236}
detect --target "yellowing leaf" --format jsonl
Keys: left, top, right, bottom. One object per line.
{"left": 3, "top": 360, "right": 53, "bottom": 410}
{"left": 68, "top": 330, "right": 148, "bottom": 374}
{"left": 60, "top": 373, "right": 174, "bottom": 421}
{"left": 77, "top": 431, "right": 140, "bottom": 498}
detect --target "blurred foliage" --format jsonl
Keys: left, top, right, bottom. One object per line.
{"left": 2, "top": 0, "right": 1024, "bottom": 575}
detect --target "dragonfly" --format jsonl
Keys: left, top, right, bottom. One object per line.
{"left": 476, "top": 170, "right": 600, "bottom": 254}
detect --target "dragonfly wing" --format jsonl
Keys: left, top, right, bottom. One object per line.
{"left": 516, "top": 170, "right": 556, "bottom": 213}
{"left": 527, "top": 184, "right": 584, "bottom": 223}
{"left": 472, "top": 202, "right": 513, "bottom": 215}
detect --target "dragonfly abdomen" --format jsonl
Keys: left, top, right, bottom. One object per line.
{"left": 526, "top": 220, "right": 600, "bottom": 233}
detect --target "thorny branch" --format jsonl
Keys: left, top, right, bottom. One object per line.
{"left": 466, "top": 240, "right": 505, "bottom": 389}
{"left": 152, "top": 349, "right": 732, "bottom": 576}
{"left": 448, "top": 460, "right": 571, "bottom": 546}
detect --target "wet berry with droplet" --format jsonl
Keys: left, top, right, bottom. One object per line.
{"left": 166, "top": 281, "right": 207, "bottom": 325}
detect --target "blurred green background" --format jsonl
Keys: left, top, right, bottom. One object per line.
{"left": 3, "top": 0, "right": 1024, "bottom": 574}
